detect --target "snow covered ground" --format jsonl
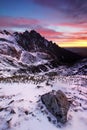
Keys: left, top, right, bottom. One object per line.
{"left": 0, "top": 76, "right": 87, "bottom": 130}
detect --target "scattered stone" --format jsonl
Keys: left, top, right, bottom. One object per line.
{"left": 29, "top": 112, "right": 33, "bottom": 115}
{"left": 40, "top": 105, "right": 44, "bottom": 110}
{"left": 47, "top": 116, "right": 51, "bottom": 122}
{"left": 53, "top": 120, "right": 56, "bottom": 124}
{"left": 0, "top": 107, "right": 4, "bottom": 112}
{"left": 7, "top": 118, "right": 12, "bottom": 124}
{"left": 25, "top": 110, "right": 29, "bottom": 115}
{"left": 7, "top": 118, "right": 12, "bottom": 128}
{"left": 8, "top": 100, "right": 14, "bottom": 105}
{"left": 74, "top": 109, "right": 78, "bottom": 112}
{"left": 37, "top": 86, "right": 42, "bottom": 89}
{"left": 41, "top": 90, "right": 71, "bottom": 123}
{"left": 32, "top": 113, "right": 36, "bottom": 117}
{"left": 10, "top": 109, "right": 16, "bottom": 114}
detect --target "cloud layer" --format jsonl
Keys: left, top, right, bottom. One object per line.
{"left": 33, "top": 0, "right": 87, "bottom": 22}
{"left": 0, "top": 16, "right": 40, "bottom": 28}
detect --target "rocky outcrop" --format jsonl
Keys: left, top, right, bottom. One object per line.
{"left": 0, "top": 43, "right": 21, "bottom": 59}
{"left": 0, "top": 29, "right": 84, "bottom": 78}
{"left": 41, "top": 90, "right": 71, "bottom": 123}
{"left": 14, "top": 30, "right": 82, "bottom": 65}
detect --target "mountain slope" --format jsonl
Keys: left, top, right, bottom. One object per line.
{"left": 0, "top": 30, "right": 83, "bottom": 77}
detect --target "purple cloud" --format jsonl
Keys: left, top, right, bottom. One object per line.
{"left": 33, "top": 0, "right": 87, "bottom": 22}
{"left": 0, "top": 16, "right": 40, "bottom": 28}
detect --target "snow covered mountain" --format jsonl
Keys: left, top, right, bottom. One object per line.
{"left": 0, "top": 30, "right": 83, "bottom": 78}
{"left": 0, "top": 30, "right": 87, "bottom": 130}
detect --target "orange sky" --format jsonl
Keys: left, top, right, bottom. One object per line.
{"left": 59, "top": 40, "right": 87, "bottom": 47}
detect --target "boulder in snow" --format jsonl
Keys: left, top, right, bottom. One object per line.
{"left": 41, "top": 90, "right": 71, "bottom": 123}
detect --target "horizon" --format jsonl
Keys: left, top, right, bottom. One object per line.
{"left": 0, "top": 29, "right": 87, "bottom": 49}
{"left": 0, "top": 0, "right": 87, "bottom": 47}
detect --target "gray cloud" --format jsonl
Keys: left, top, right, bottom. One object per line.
{"left": 33, "top": 0, "right": 87, "bottom": 23}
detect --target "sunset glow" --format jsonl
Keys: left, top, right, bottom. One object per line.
{"left": 59, "top": 40, "right": 87, "bottom": 47}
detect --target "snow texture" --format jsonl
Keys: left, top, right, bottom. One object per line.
{"left": 0, "top": 77, "right": 87, "bottom": 130}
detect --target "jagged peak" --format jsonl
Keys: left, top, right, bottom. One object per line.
{"left": 30, "top": 30, "right": 40, "bottom": 36}
{"left": 23, "top": 30, "right": 30, "bottom": 36}
{"left": 13, "top": 30, "right": 42, "bottom": 39}
{"left": 0, "top": 30, "right": 11, "bottom": 35}
{"left": 22, "top": 30, "right": 42, "bottom": 39}
{"left": 0, "top": 29, "right": 83, "bottom": 66}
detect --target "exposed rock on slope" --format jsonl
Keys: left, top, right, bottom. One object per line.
{"left": 41, "top": 90, "right": 71, "bottom": 123}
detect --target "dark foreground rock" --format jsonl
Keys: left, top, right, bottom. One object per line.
{"left": 41, "top": 90, "right": 70, "bottom": 123}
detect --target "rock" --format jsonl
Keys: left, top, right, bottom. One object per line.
{"left": 8, "top": 100, "right": 14, "bottom": 105}
{"left": 47, "top": 116, "right": 51, "bottom": 122}
{"left": 25, "top": 110, "right": 29, "bottom": 115}
{"left": 37, "top": 86, "right": 42, "bottom": 89}
{"left": 41, "top": 90, "right": 71, "bottom": 123}
{"left": 10, "top": 109, "right": 16, "bottom": 114}
{"left": 0, "top": 107, "right": 4, "bottom": 112}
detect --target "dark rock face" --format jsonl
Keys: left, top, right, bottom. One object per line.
{"left": 41, "top": 90, "right": 70, "bottom": 123}
{"left": 78, "top": 65, "right": 87, "bottom": 75}
{"left": 0, "top": 43, "right": 21, "bottom": 59}
{"left": 14, "top": 30, "right": 82, "bottom": 65}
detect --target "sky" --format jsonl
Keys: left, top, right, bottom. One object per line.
{"left": 0, "top": 0, "right": 87, "bottom": 47}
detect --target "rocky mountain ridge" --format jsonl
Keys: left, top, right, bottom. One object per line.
{"left": 0, "top": 30, "right": 84, "bottom": 78}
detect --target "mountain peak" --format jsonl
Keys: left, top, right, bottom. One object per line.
{"left": 23, "top": 30, "right": 42, "bottom": 40}
{"left": 30, "top": 30, "right": 39, "bottom": 34}
{"left": 23, "top": 30, "right": 30, "bottom": 36}
{"left": 30, "top": 30, "right": 41, "bottom": 37}
{"left": 0, "top": 30, "right": 11, "bottom": 35}
{"left": 0, "top": 29, "right": 83, "bottom": 65}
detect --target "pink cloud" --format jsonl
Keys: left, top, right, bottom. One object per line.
{"left": 37, "top": 27, "right": 62, "bottom": 36}
{"left": 0, "top": 16, "right": 40, "bottom": 28}
{"left": 54, "top": 22, "right": 87, "bottom": 29}
{"left": 36, "top": 26, "right": 87, "bottom": 42}
{"left": 35, "top": 27, "right": 63, "bottom": 43}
